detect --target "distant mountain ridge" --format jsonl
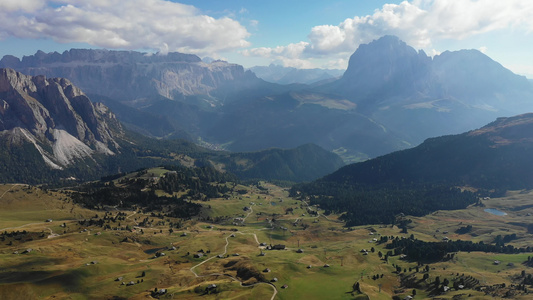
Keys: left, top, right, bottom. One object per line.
{"left": 2, "top": 36, "right": 532, "bottom": 162}
{"left": 323, "top": 35, "right": 533, "bottom": 144}
{"left": 0, "top": 49, "right": 263, "bottom": 105}
{"left": 249, "top": 64, "right": 343, "bottom": 85}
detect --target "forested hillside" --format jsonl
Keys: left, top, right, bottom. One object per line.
{"left": 292, "top": 114, "right": 533, "bottom": 226}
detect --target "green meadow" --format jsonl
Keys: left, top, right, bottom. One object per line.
{"left": 0, "top": 179, "right": 532, "bottom": 299}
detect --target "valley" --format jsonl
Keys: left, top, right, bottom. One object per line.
{"left": 0, "top": 2, "right": 532, "bottom": 299}
{"left": 1, "top": 169, "right": 532, "bottom": 300}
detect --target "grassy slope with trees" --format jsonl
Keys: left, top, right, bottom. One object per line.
{"left": 292, "top": 114, "right": 533, "bottom": 226}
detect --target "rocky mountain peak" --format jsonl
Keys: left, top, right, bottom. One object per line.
{"left": 0, "top": 68, "right": 122, "bottom": 168}
{"left": 336, "top": 35, "right": 431, "bottom": 101}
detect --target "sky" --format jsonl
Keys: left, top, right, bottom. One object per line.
{"left": 0, "top": 0, "right": 532, "bottom": 77}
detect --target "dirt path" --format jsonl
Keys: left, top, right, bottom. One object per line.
{"left": 301, "top": 198, "right": 342, "bottom": 223}
{"left": 0, "top": 222, "right": 45, "bottom": 232}
{"left": 0, "top": 184, "right": 25, "bottom": 200}
{"left": 188, "top": 203, "right": 278, "bottom": 299}
{"left": 47, "top": 227, "right": 60, "bottom": 239}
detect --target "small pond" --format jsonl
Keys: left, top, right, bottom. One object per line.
{"left": 144, "top": 247, "right": 167, "bottom": 254}
{"left": 484, "top": 208, "right": 507, "bottom": 216}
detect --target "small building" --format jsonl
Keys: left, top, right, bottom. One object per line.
{"left": 271, "top": 277, "right": 278, "bottom": 282}
{"left": 272, "top": 244, "right": 286, "bottom": 250}
{"left": 307, "top": 265, "right": 312, "bottom": 269}
{"left": 494, "top": 260, "right": 501, "bottom": 265}
{"left": 323, "top": 264, "right": 330, "bottom": 268}
{"left": 281, "top": 285, "right": 288, "bottom": 289}
{"left": 181, "top": 232, "right": 187, "bottom": 237}
{"left": 296, "top": 249, "right": 304, "bottom": 253}
{"left": 263, "top": 268, "right": 271, "bottom": 273}
{"left": 194, "top": 253, "right": 204, "bottom": 258}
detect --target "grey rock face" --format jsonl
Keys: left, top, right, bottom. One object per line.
{"left": 0, "top": 49, "right": 259, "bottom": 104}
{"left": 0, "top": 68, "right": 122, "bottom": 167}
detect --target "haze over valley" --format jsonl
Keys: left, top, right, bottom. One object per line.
{"left": 1, "top": 1, "right": 533, "bottom": 299}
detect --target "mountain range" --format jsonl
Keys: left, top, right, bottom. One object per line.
{"left": 1, "top": 36, "right": 532, "bottom": 163}
{"left": 325, "top": 36, "right": 533, "bottom": 143}
{"left": 0, "top": 68, "right": 344, "bottom": 184}
{"left": 249, "top": 64, "right": 343, "bottom": 85}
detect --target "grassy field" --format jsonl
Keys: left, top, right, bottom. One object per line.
{"left": 0, "top": 180, "right": 532, "bottom": 299}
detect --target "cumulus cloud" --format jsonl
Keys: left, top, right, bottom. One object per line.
{"left": 242, "top": 41, "right": 315, "bottom": 68}
{"left": 242, "top": 42, "right": 309, "bottom": 59}
{"left": 245, "top": 0, "right": 533, "bottom": 68}
{"left": 0, "top": 0, "right": 251, "bottom": 56}
{"left": 0, "top": 0, "right": 44, "bottom": 12}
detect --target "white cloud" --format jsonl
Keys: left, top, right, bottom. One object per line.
{"left": 275, "top": 57, "right": 315, "bottom": 69}
{"left": 242, "top": 42, "right": 309, "bottom": 59}
{"left": 245, "top": 0, "right": 533, "bottom": 68}
{"left": 479, "top": 46, "right": 488, "bottom": 54}
{"left": 0, "top": 0, "right": 44, "bottom": 12}
{"left": 249, "top": 19, "right": 259, "bottom": 28}
{"left": 0, "top": 0, "right": 251, "bottom": 56}
{"left": 324, "top": 58, "right": 348, "bottom": 70}
{"left": 429, "top": 49, "right": 441, "bottom": 57}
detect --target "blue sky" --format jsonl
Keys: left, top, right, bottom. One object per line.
{"left": 0, "top": 0, "right": 532, "bottom": 77}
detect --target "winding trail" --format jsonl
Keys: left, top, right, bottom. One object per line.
{"left": 188, "top": 204, "right": 278, "bottom": 300}
{"left": 47, "top": 227, "right": 60, "bottom": 239}
{"left": 0, "top": 222, "right": 46, "bottom": 232}
{"left": 301, "top": 198, "right": 342, "bottom": 223}
{"left": 0, "top": 184, "right": 26, "bottom": 201}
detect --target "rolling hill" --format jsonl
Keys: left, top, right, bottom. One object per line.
{"left": 292, "top": 113, "right": 533, "bottom": 225}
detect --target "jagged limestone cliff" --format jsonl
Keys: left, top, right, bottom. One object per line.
{"left": 0, "top": 68, "right": 122, "bottom": 168}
